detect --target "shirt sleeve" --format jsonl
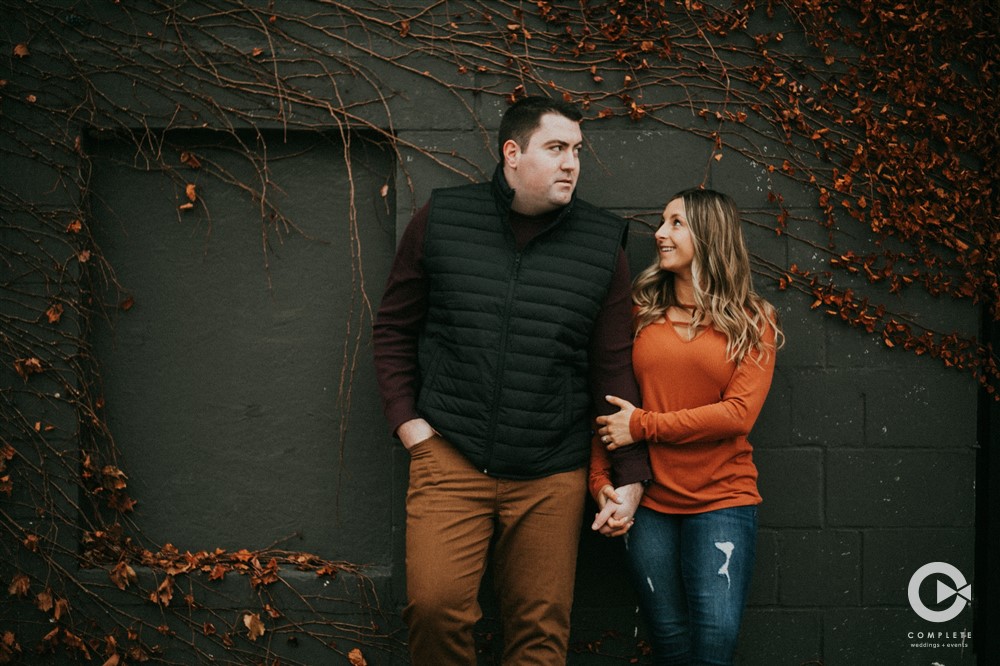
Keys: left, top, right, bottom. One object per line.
{"left": 629, "top": 325, "right": 778, "bottom": 445}
{"left": 588, "top": 429, "right": 615, "bottom": 500}
{"left": 589, "top": 247, "right": 652, "bottom": 486}
{"left": 372, "top": 204, "right": 430, "bottom": 436}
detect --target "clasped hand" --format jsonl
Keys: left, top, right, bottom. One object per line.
{"left": 595, "top": 394, "right": 637, "bottom": 450}
{"left": 591, "top": 482, "right": 643, "bottom": 537}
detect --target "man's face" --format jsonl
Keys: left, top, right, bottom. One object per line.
{"left": 503, "top": 113, "right": 583, "bottom": 216}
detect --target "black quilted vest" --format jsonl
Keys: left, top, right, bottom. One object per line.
{"left": 417, "top": 167, "right": 627, "bottom": 479}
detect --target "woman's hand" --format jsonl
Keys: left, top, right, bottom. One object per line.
{"left": 595, "top": 395, "right": 637, "bottom": 450}
{"left": 591, "top": 483, "right": 644, "bottom": 537}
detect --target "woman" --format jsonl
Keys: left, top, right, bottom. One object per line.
{"left": 590, "top": 188, "right": 783, "bottom": 665}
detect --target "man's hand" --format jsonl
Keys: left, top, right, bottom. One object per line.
{"left": 591, "top": 482, "right": 644, "bottom": 537}
{"left": 396, "top": 418, "right": 438, "bottom": 450}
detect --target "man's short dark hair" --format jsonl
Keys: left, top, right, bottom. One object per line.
{"left": 498, "top": 96, "right": 583, "bottom": 157}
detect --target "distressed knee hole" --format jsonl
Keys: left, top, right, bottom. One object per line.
{"left": 714, "top": 541, "right": 735, "bottom": 589}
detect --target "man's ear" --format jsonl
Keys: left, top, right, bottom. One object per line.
{"left": 502, "top": 139, "right": 520, "bottom": 168}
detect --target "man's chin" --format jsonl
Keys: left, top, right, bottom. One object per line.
{"left": 550, "top": 191, "right": 574, "bottom": 206}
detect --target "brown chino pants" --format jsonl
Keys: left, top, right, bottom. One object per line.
{"left": 404, "top": 435, "right": 588, "bottom": 665}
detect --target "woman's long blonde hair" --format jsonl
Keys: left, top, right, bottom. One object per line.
{"left": 633, "top": 188, "right": 784, "bottom": 364}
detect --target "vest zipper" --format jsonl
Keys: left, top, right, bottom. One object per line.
{"left": 483, "top": 251, "right": 522, "bottom": 475}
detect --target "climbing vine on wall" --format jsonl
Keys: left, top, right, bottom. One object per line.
{"left": 1, "top": 1, "right": 996, "bottom": 663}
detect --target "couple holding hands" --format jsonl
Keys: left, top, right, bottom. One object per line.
{"left": 374, "top": 95, "right": 782, "bottom": 665}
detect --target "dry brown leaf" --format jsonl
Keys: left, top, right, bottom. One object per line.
{"left": 60, "top": 630, "right": 89, "bottom": 658}
{"left": 101, "top": 465, "right": 128, "bottom": 490}
{"left": 180, "top": 151, "right": 201, "bottom": 168}
{"left": 35, "top": 589, "right": 53, "bottom": 613}
{"left": 7, "top": 574, "right": 29, "bottom": 598}
{"left": 149, "top": 576, "right": 173, "bottom": 606}
{"left": 45, "top": 303, "right": 63, "bottom": 324}
{"left": 0, "top": 631, "right": 22, "bottom": 663}
{"left": 53, "top": 598, "right": 70, "bottom": 621}
{"left": 243, "top": 612, "right": 265, "bottom": 641}
{"left": 110, "top": 561, "right": 137, "bottom": 591}
{"left": 347, "top": 648, "right": 367, "bottom": 666}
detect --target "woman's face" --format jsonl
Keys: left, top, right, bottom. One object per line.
{"left": 654, "top": 197, "right": 695, "bottom": 279}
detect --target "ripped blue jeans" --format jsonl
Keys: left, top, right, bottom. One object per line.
{"left": 625, "top": 505, "right": 757, "bottom": 666}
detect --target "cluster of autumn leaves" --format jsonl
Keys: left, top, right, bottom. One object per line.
{"left": 777, "top": 0, "right": 997, "bottom": 392}
{"left": 6, "top": 533, "right": 367, "bottom": 664}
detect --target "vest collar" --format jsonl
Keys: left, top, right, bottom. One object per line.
{"left": 491, "top": 163, "right": 577, "bottom": 226}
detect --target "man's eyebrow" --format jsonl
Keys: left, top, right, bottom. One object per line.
{"left": 544, "top": 138, "right": 584, "bottom": 148}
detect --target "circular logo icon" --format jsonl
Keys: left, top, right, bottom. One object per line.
{"left": 907, "top": 562, "right": 972, "bottom": 623}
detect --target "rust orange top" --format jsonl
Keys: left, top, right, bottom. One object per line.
{"left": 590, "top": 318, "right": 777, "bottom": 514}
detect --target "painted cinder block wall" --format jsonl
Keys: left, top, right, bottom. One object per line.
{"left": 0, "top": 2, "right": 990, "bottom": 665}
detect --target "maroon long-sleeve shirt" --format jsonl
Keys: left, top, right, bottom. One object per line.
{"left": 373, "top": 202, "right": 651, "bottom": 486}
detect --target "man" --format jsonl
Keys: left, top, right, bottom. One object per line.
{"left": 373, "top": 95, "right": 649, "bottom": 665}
